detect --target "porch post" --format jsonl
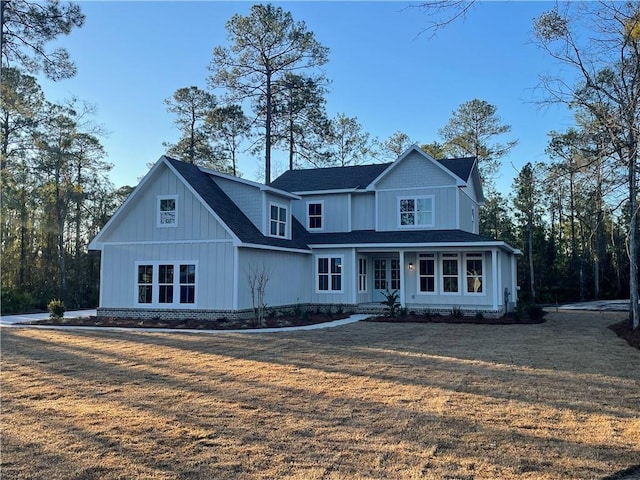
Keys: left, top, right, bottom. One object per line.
{"left": 399, "top": 250, "right": 406, "bottom": 306}
{"left": 491, "top": 248, "right": 499, "bottom": 311}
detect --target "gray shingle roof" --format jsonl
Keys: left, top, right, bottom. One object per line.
{"left": 438, "top": 157, "right": 475, "bottom": 181}
{"left": 271, "top": 157, "right": 476, "bottom": 193}
{"left": 270, "top": 163, "right": 391, "bottom": 192}
{"left": 304, "top": 229, "right": 498, "bottom": 245}
{"left": 166, "top": 157, "right": 310, "bottom": 251}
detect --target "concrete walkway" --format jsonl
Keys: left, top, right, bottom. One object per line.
{"left": 0, "top": 309, "right": 97, "bottom": 326}
{"left": 0, "top": 310, "right": 368, "bottom": 334}
{"left": 555, "top": 299, "right": 632, "bottom": 312}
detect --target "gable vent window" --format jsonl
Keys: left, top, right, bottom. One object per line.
{"left": 157, "top": 195, "right": 178, "bottom": 227}
{"left": 399, "top": 196, "right": 434, "bottom": 227}
{"left": 270, "top": 203, "right": 288, "bottom": 237}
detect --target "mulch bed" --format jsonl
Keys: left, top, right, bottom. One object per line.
{"left": 25, "top": 313, "right": 349, "bottom": 330}
{"left": 608, "top": 318, "right": 640, "bottom": 350}
{"left": 366, "top": 312, "right": 546, "bottom": 325}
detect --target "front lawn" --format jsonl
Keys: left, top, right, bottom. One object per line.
{"left": 2, "top": 310, "right": 638, "bottom": 479}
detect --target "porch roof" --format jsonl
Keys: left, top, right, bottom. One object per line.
{"left": 305, "top": 229, "right": 520, "bottom": 253}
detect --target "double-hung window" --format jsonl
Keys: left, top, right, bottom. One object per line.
{"left": 317, "top": 256, "right": 343, "bottom": 292}
{"left": 307, "top": 202, "right": 323, "bottom": 230}
{"left": 270, "top": 203, "right": 288, "bottom": 237}
{"left": 157, "top": 195, "right": 177, "bottom": 227}
{"left": 418, "top": 254, "right": 436, "bottom": 293}
{"left": 137, "top": 265, "right": 153, "bottom": 303}
{"left": 465, "top": 253, "right": 484, "bottom": 294}
{"left": 441, "top": 253, "right": 460, "bottom": 293}
{"left": 399, "top": 196, "right": 434, "bottom": 227}
{"left": 135, "top": 262, "right": 196, "bottom": 306}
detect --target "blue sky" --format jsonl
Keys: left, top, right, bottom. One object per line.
{"left": 38, "top": 1, "right": 577, "bottom": 195}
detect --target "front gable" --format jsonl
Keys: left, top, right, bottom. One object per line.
{"left": 368, "top": 145, "right": 464, "bottom": 190}
{"left": 89, "top": 159, "right": 233, "bottom": 248}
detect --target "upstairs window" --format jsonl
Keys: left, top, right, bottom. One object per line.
{"left": 269, "top": 203, "right": 288, "bottom": 238}
{"left": 307, "top": 202, "right": 323, "bottom": 230}
{"left": 158, "top": 195, "right": 177, "bottom": 227}
{"left": 399, "top": 196, "right": 434, "bottom": 227}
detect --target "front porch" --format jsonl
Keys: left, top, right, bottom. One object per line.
{"left": 353, "top": 247, "right": 517, "bottom": 314}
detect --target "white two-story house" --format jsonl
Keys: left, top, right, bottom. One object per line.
{"left": 89, "top": 145, "right": 520, "bottom": 320}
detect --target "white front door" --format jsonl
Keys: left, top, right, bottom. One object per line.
{"left": 374, "top": 258, "right": 401, "bottom": 301}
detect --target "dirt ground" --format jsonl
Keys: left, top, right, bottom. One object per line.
{"left": 1, "top": 310, "right": 639, "bottom": 479}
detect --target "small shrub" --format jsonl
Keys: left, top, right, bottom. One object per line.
{"left": 451, "top": 306, "right": 464, "bottom": 318}
{"left": 301, "top": 310, "right": 309, "bottom": 322}
{"left": 475, "top": 311, "right": 485, "bottom": 321}
{"left": 409, "top": 310, "right": 416, "bottom": 316}
{"left": 527, "top": 304, "right": 546, "bottom": 321}
{"left": 315, "top": 305, "right": 322, "bottom": 315}
{"left": 48, "top": 299, "right": 66, "bottom": 320}
{"left": 380, "top": 289, "right": 400, "bottom": 318}
{"left": 324, "top": 305, "right": 333, "bottom": 316}
{"left": 399, "top": 307, "right": 408, "bottom": 317}
{"left": 293, "top": 305, "right": 303, "bottom": 318}
{"left": 267, "top": 308, "right": 277, "bottom": 318}
{"left": 336, "top": 304, "right": 344, "bottom": 315}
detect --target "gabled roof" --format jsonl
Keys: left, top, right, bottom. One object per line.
{"left": 165, "top": 157, "right": 310, "bottom": 251}
{"left": 270, "top": 163, "right": 391, "bottom": 193}
{"left": 438, "top": 157, "right": 475, "bottom": 182}
{"left": 271, "top": 145, "right": 478, "bottom": 193}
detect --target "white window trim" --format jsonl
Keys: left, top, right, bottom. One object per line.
{"left": 416, "top": 253, "right": 437, "bottom": 296}
{"left": 358, "top": 256, "right": 367, "bottom": 293}
{"left": 306, "top": 200, "right": 324, "bottom": 231}
{"left": 315, "top": 254, "right": 344, "bottom": 293}
{"left": 268, "top": 201, "right": 289, "bottom": 239}
{"left": 464, "top": 252, "right": 486, "bottom": 296}
{"left": 157, "top": 195, "right": 178, "bottom": 228}
{"left": 440, "top": 253, "right": 461, "bottom": 295}
{"left": 397, "top": 195, "right": 435, "bottom": 229}
{"left": 134, "top": 261, "right": 198, "bottom": 308}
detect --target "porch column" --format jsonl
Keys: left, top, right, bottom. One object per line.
{"left": 352, "top": 249, "right": 358, "bottom": 306}
{"left": 491, "top": 248, "right": 499, "bottom": 310}
{"left": 399, "top": 250, "right": 406, "bottom": 306}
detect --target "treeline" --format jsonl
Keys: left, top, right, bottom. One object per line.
{"left": 0, "top": 1, "right": 121, "bottom": 313}
{"left": 1, "top": 2, "right": 638, "bottom": 324}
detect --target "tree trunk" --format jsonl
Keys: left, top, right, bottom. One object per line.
{"left": 629, "top": 146, "right": 639, "bottom": 329}
{"left": 265, "top": 71, "right": 272, "bottom": 184}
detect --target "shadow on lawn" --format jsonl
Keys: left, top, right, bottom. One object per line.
{"left": 3, "top": 327, "right": 638, "bottom": 479}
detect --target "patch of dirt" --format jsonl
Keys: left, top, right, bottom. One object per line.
{"left": 25, "top": 313, "right": 349, "bottom": 330}
{"left": 366, "top": 312, "right": 546, "bottom": 325}
{"left": 608, "top": 319, "right": 640, "bottom": 350}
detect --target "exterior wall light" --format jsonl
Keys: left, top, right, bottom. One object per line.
{"left": 408, "top": 263, "right": 414, "bottom": 271}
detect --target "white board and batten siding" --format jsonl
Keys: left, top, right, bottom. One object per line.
{"left": 236, "top": 248, "right": 311, "bottom": 310}
{"left": 98, "top": 163, "right": 235, "bottom": 310}
{"left": 376, "top": 187, "right": 458, "bottom": 231}
{"left": 100, "top": 242, "right": 235, "bottom": 309}
{"left": 292, "top": 193, "right": 351, "bottom": 232}
{"left": 309, "top": 248, "right": 355, "bottom": 305}
{"left": 374, "top": 149, "right": 458, "bottom": 190}
{"left": 351, "top": 193, "right": 375, "bottom": 230}
{"left": 100, "top": 164, "right": 232, "bottom": 244}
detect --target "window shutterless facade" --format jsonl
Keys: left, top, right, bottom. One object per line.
{"left": 358, "top": 257, "right": 367, "bottom": 292}
{"left": 135, "top": 262, "right": 196, "bottom": 306}
{"left": 269, "top": 203, "right": 288, "bottom": 238}
{"left": 418, "top": 253, "right": 436, "bottom": 293}
{"left": 317, "top": 256, "right": 343, "bottom": 292}
{"left": 307, "top": 202, "right": 323, "bottom": 230}
{"left": 465, "top": 253, "right": 484, "bottom": 294}
{"left": 441, "top": 253, "right": 460, "bottom": 293}
{"left": 399, "top": 196, "right": 434, "bottom": 228}
{"left": 157, "top": 195, "right": 178, "bottom": 227}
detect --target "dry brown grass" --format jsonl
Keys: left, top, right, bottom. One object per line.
{"left": 2, "top": 310, "right": 639, "bottom": 480}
